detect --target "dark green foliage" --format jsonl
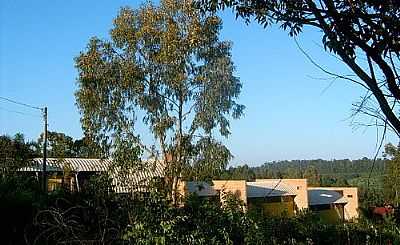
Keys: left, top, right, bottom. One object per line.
{"left": 37, "top": 131, "right": 105, "bottom": 158}
{"left": 0, "top": 134, "right": 41, "bottom": 244}
{"left": 258, "top": 158, "right": 386, "bottom": 179}
{"left": 0, "top": 134, "right": 39, "bottom": 176}
{"left": 2, "top": 132, "right": 397, "bottom": 243}
{"left": 303, "top": 165, "right": 321, "bottom": 186}
{"left": 219, "top": 164, "right": 256, "bottom": 181}
{"left": 24, "top": 174, "right": 126, "bottom": 245}
{"left": 122, "top": 192, "right": 250, "bottom": 244}
{"left": 246, "top": 211, "right": 400, "bottom": 245}
{"left": 0, "top": 174, "right": 43, "bottom": 245}
{"left": 383, "top": 143, "right": 400, "bottom": 206}
{"left": 218, "top": 158, "right": 384, "bottom": 186}
{"left": 1, "top": 173, "right": 399, "bottom": 244}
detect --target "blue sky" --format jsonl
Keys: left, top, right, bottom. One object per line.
{"left": 0, "top": 0, "right": 397, "bottom": 166}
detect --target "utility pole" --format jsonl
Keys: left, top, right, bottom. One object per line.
{"left": 42, "top": 107, "right": 48, "bottom": 193}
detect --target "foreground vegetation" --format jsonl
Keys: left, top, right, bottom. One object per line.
{"left": 2, "top": 173, "right": 400, "bottom": 245}
{"left": 1, "top": 134, "right": 400, "bottom": 244}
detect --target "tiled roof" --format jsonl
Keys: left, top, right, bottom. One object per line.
{"left": 308, "top": 189, "right": 348, "bottom": 206}
{"left": 246, "top": 180, "right": 297, "bottom": 198}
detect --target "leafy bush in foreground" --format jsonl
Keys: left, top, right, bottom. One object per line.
{"left": 1, "top": 174, "right": 400, "bottom": 244}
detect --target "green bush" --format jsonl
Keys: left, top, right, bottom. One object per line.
{"left": 1, "top": 174, "right": 399, "bottom": 244}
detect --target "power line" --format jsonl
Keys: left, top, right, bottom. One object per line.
{"left": 0, "top": 96, "right": 42, "bottom": 110}
{"left": 0, "top": 106, "right": 42, "bottom": 118}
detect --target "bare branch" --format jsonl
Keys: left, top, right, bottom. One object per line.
{"left": 294, "top": 38, "right": 371, "bottom": 91}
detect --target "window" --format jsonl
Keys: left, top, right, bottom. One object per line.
{"left": 347, "top": 194, "right": 353, "bottom": 198}
{"left": 297, "top": 186, "right": 301, "bottom": 190}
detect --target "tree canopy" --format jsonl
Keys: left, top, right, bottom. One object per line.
{"left": 37, "top": 131, "right": 104, "bottom": 158}
{"left": 75, "top": 0, "right": 244, "bottom": 197}
{"left": 0, "top": 134, "right": 39, "bottom": 176}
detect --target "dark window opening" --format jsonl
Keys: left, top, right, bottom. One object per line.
{"left": 310, "top": 204, "right": 331, "bottom": 211}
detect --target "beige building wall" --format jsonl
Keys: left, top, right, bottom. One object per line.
{"left": 255, "top": 179, "right": 309, "bottom": 211}
{"left": 178, "top": 180, "right": 248, "bottom": 205}
{"left": 212, "top": 180, "right": 248, "bottom": 205}
{"left": 308, "top": 187, "right": 358, "bottom": 221}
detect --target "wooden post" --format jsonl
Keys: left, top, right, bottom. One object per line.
{"left": 42, "top": 107, "right": 48, "bottom": 193}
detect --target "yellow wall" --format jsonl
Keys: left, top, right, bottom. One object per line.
{"left": 315, "top": 205, "right": 345, "bottom": 224}
{"left": 263, "top": 200, "right": 295, "bottom": 217}
{"left": 47, "top": 174, "right": 77, "bottom": 192}
{"left": 263, "top": 199, "right": 295, "bottom": 217}
{"left": 248, "top": 196, "right": 295, "bottom": 217}
{"left": 48, "top": 178, "right": 62, "bottom": 191}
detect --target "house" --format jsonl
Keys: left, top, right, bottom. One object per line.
{"left": 246, "top": 180, "right": 298, "bottom": 216}
{"left": 20, "top": 160, "right": 359, "bottom": 222}
{"left": 308, "top": 187, "right": 358, "bottom": 222}
{"left": 181, "top": 179, "right": 308, "bottom": 217}
{"left": 254, "top": 179, "right": 309, "bottom": 211}
{"left": 21, "top": 158, "right": 111, "bottom": 191}
{"left": 182, "top": 179, "right": 358, "bottom": 222}
{"left": 21, "top": 158, "right": 165, "bottom": 193}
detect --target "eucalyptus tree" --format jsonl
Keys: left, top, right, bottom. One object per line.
{"left": 199, "top": 0, "right": 400, "bottom": 136}
{"left": 75, "top": 0, "right": 244, "bottom": 201}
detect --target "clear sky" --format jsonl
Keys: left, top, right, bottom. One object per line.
{"left": 0, "top": 0, "right": 397, "bottom": 166}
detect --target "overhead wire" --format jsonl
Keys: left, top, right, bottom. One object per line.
{"left": 0, "top": 106, "right": 42, "bottom": 118}
{"left": 0, "top": 96, "right": 43, "bottom": 111}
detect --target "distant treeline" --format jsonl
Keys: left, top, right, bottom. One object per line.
{"left": 217, "top": 158, "right": 386, "bottom": 187}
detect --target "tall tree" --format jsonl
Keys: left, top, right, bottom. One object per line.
{"left": 200, "top": 0, "right": 400, "bottom": 136}
{"left": 383, "top": 143, "right": 400, "bottom": 206}
{"left": 75, "top": 0, "right": 244, "bottom": 201}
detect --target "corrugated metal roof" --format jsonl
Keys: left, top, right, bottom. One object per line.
{"left": 308, "top": 189, "right": 348, "bottom": 206}
{"left": 20, "top": 158, "right": 167, "bottom": 193}
{"left": 111, "top": 159, "right": 166, "bottom": 193}
{"left": 246, "top": 180, "right": 297, "bottom": 198}
{"left": 186, "top": 181, "right": 219, "bottom": 196}
{"left": 21, "top": 158, "right": 112, "bottom": 172}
